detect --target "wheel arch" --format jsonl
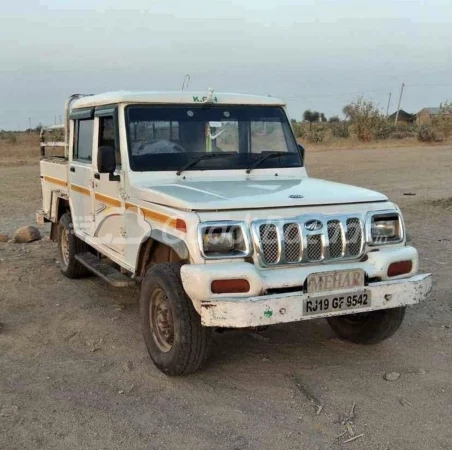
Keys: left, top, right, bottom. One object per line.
{"left": 136, "top": 230, "right": 189, "bottom": 277}
{"left": 50, "top": 196, "right": 71, "bottom": 241}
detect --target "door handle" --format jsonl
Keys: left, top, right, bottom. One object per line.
{"left": 94, "top": 173, "right": 100, "bottom": 179}
{"left": 70, "top": 167, "right": 75, "bottom": 172}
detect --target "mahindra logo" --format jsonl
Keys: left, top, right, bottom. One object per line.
{"left": 304, "top": 219, "right": 323, "bottom": 231}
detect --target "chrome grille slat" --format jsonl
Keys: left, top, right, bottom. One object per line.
{"left": 259, "top": 224, "right": 279, "bottom": 264}
{"left": 254, "top": 215, "right": 364, "bottom": 266}
{"left": 283, "top": 223, "right": 302, "bottom": 263}
{"left": 346, "top": 218, "right": 363, "bottom": 257}
{"left": 327, "top": 220, "right": 344, "bottom": 259}
{"left": 306, "top": 234, "right": 323, "bottom": 261}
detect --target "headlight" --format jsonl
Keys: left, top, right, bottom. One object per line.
{"left": 198, "top": 221, "right": 252, "bottom": 259}
{"left": 366, "top": 211, "right": 404, "bottom": 245}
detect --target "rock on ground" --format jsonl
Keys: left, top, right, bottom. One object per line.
{"left": 12, "top": 226, "right": 41, "bottom": 244}
{"left": 0, "top": 233, "right": 9, "bottom": 242}
{"left": 0, "top": 405, "right": 18, "bottom": 417}
{"left": 384, "top": 372, "right": 401, "bottom": 381}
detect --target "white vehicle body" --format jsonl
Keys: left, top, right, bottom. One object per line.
{"left": 38, "top": 91, "right": 432, "bottom": 331}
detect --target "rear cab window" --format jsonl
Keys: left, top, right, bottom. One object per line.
{"left": 73, "top": 119, "right": 94, "bottom": 163}
{"left": 99, "top": 116, "right": 121, "bottom": 166}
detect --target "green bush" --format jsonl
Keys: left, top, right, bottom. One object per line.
{"left": 330, "top": 122, "right": 350, "bottom": 138}
{"left": 390, "top": 130, "right": 417, "bottom": 139}
{"left": 374, "top": 121, "right": 396, "bottom": 140}
{"left": 342, "top": 97, "right": 387, "bottom": 141}
{"left": 292, "top": 122, "right": 307, "bottom": 138}
{"left": 6, "top": 133, "right": 17, "bottom": 145}
{"left": 306, "top": 128, "right": 326, "bottom": 143}
{"left": 417, "top": 125, "right": 443, "bottom": 142}
{"left": 432, "top": 101, "right": 452, "bottom": 140}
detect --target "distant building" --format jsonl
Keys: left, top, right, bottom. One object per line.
{"left": 388, "top": 110, "right": 416, "bottom": 125}
{"left": 416, "top": 107, "right": 452, "bottom": 126}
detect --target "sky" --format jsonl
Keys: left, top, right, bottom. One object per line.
{"left": 1, "top": 0, "right": 451, "bottom": 130}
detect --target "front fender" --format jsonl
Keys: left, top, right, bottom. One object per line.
{"left": 149, "top": 229, "right": 189, "bottom": 260}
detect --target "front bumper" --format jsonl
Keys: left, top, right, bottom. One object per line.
{"left": 198, "top": 273, "right": 432, "bottom": 327}
{"left": 180, "top": 245, "right": 432, "bottom": 328}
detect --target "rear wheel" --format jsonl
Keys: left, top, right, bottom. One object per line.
{"left": 327, "top": 307, "right": 406, "bottom": 344}
{"left": 57, "top": 213, "right": 90, "bottom": 278}
{"left": 140, "top": 262, "right": 213, "bottom": 376}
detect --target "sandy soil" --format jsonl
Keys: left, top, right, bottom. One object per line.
{"left": 1, "top": 145, "right": 451, "bottom": 450}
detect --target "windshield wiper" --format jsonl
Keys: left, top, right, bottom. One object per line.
{"left": 246, "top": 152, "right": 290, "bottom": 174}
{"left": 176, "top": 153, "right": 235, "bottom": 176}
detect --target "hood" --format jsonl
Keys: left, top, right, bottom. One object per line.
{"left": 136, "top": 177, "right": 387, "bottom": 211}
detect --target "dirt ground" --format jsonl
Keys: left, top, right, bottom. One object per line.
{"left": 1, "top": 145, "right": 451, "bottom": 450}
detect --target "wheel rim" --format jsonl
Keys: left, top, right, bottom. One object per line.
{"left": 61, "top": 229, "right": 70, "bottom": 267}
{"left": 149, "top": 288, "right": 174, "bottom": 353}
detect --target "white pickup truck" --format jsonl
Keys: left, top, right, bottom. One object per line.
{"left": 38, "top": 91, "right": 432, "bottom": 375}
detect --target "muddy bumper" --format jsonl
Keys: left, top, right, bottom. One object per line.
{"left": 197, "top": 273, "right": 432, "bottom": 328}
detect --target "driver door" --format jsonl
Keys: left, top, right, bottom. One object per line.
{"left": 92, "top": 108, "right": 125, "bottom": 255}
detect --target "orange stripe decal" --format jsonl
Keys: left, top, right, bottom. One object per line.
{"left": 71, "top": 184, "right": 90, "bottom": 196}
{"left": 143, "top": 209, "right": 178, "bottom": 228}
{"left": 44, "top": 176, "right": 67, "bottom": 187}
{"left": 65, "top": 188, "right": 185, "bottom": 232}
{"left": 95, "top": 192, "right": 122, "bottom": 208}
{"left": 124, "top": 201, "right": 183, "bottom": 230}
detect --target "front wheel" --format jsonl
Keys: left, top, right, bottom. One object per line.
{"left": 327, "top": 307, "right": 406, "bottom": 344}
{"left": 140, "top": 262, "right": 213, "bottom": 376}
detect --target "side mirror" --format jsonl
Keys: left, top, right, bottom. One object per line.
{"left": 98, "top": 146, "right": 116, "bottom": 174}
{"left": 297, "top": 143, "right": 305, "bottom": 162}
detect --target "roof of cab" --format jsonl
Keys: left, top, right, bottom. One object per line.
{"left": 71, "top": 91, "right": 286, "bottom": 109}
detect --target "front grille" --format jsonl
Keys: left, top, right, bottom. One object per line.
{"left": 259, "top": 224, "right": 279, "bottom": 264}
{"left": 255, "top": 216, "right": 364, "bottom": 266}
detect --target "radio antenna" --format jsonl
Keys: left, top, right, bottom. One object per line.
{"left": 181, "top": 74, "right": 191, "bottom": 91}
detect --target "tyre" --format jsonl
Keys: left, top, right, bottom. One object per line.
{"left": 327, "top": 306, "right": 406, "bottom": 345}
{"left": 140, "top": 262, "right": 213, "bottom": 376}
{"left": 57, "top": 213, "right": 91, "bottom": 278}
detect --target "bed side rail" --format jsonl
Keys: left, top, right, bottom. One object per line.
{"left": 40, "top": 125, "right": 66, "bottom": 159}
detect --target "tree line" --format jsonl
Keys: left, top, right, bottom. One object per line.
{"left": 293, "top": 98, "right": 452, "bottom": 143}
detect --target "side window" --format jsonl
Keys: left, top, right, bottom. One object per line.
{"left": 74, "top": 119, "right": 94, "bottom": 162}
{"left": 99, "top": 117, "right": 121, "bottom": 166}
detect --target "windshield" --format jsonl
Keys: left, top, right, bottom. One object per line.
{"left": 126, "top": 105, "right": 302, "bottom": 172}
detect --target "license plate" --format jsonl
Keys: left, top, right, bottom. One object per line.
{"left": 304, "top": 291, "right": 371, "bottom": 316}
{"left": 307, "top": 269, "right": 365, "bottom": 294}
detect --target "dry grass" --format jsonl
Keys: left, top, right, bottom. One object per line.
{"left": 0, "top": 131, "right": 445, "bottom": 167}
{"left": 0, "top": 132, "right": 40, "bottom": 165}
{"left": 298, "top": 136, "right": 446, "bottom": 152}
